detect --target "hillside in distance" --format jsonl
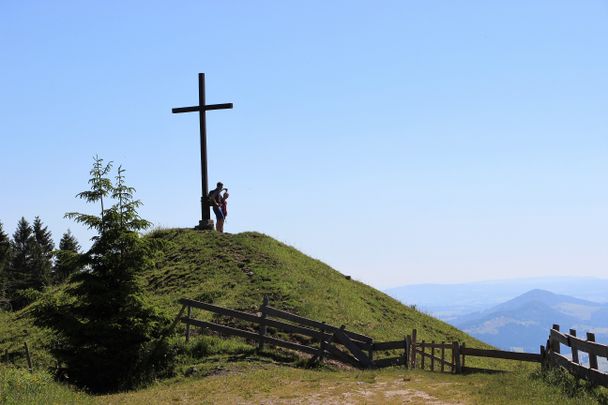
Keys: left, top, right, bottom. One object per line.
{"left": 452, "top": 289, "right": 608, "bottom": 353}
{"left": 385, "top": 277, "right": 608, "bottom": 322}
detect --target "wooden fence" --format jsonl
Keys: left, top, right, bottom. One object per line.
{"left": 177, "top": 297, "right": 466, "bottom": 371}
{"left": 178, "top": 297, "right": 583, "bottom": 377}
{"left": 546, "top": 324, "right": 608, "bottom": 387}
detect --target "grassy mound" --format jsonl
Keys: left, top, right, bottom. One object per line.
{"left": 144, "top": 228, "right": 484, "bottom": 346}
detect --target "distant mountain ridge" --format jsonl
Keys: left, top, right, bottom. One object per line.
{"left": 451, "top": 289, "right": 608, "bottom": 352}
{"left": 385, "top": 277, "right": 608, "bottom": 322}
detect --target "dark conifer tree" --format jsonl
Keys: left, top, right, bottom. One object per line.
{"left": 31, "top": 216, "right": 54, "bottom": 289}
{"left": 35, "top": 157, "right": 171, "bottom": 392}
{"left": 0, "top": 221, "right": 12, "bottom": 309}
{"left": 8, "top": 217, "right": 35, "bottom": 308}
{"left": 53, "top": 230, "right": 81, "bottom": 283}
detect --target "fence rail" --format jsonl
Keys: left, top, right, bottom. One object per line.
{"left": 546, "top": 324, "right": 608, "bottom": 387}
{"left": 175, "top": 296, "right": 559, "bottom": 374}
{"left": 176, "top": 297, "right": 465, "bottom": 371}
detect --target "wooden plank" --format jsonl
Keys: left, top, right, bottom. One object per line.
{"left": 324, "top": 342, "right": 362, "bottom": 368}
{"left": 168, "top": 305, "right": 187, "bottom": 335}
{"left": 411, "top": 329, "right": 417, "bottom": 369}
{"left": 181, "top": 318, "right": 319, "bottom": 356}
{"left": 374, "top": 356, "right": 404, "bottom": 368}
{"left": 405, "top": 335, "right": 412, "bottom": 370}
{"left": 264, "top": 317, "right": 332, "bottom": 341}
{"left": 402, "top": 336, "right": 409, "bottom": 369}
{"left": 587, "top": 333, "right": 599, "bottom": 370}
{"left": 549, "top": 352, "right": 608, "bottom": 387}
{"left": 461, "top": 347, "right": 542, "bottom": 363}
{"left": 549, "top": 329, "right": 608, "bottom": 359}
{"left": 179, "top": 300, "right": 331, "bottom": 341}
{"left": 453, "top": 342, "right": 461, "bottom": 374}
{"left": 461, "top": 343, "right": 466, "bottom": 369}
{"left": 182, "top": 317, "right": 260, "bottom": 340}
{"left": 264, "top": 306, "right": 372, "bottom": 344}
{"left": 431, "top": 340, "right": 435, "bottom": 371}
{"left": 441, "top": 341, "right": 445, "bottom": 373}
{"left": 421, "top": 340, "right": 426, "bottom": 369}
{"left": 334, "top": 327, "right": 372, "bottom": 368}
{"left": 569, "top": 329, "right": 579, "bottom": 364}
{"left": 567, "top": 333, "right": 608, "bottom": 358}
{"left": 418, "top": 342, "right": 453, "bottom": 350}
{"left": 258, "top": 296, "right": 268, "bottom": 351}
{"left": 185, "top": 305, "right": 192, "bottom": 342}
{"left": 415, "top": 348, "right": 453, "bottom": 367}
{"left": 179, "top": 299, "right": 262, "bottom": 324}
{"left": 552, "top": 325, "right": 562, "bottom": 354}
{"left": 373, "top": 341, "right": 407, "bottom": 351}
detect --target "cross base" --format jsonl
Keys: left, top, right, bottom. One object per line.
{"left": 194, "top": 219, "right": 215, "bottom": 231}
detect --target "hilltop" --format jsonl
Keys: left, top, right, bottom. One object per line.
{"left": 142, "top": 228, "right": 491, "bottom": 346}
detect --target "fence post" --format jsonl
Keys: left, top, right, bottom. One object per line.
{"left": 23, "top": 342, "right": 33, "bottom": 372}
{"left": 185, "top": 305, "right": 192, "bottom": 343}
{"left": 4, "top": 349, "right": 9, "bottom": 364}
{"left": 540, "top": 345, "right": 547, "bottom": 370}
{"left": 551, "top": 324, "right": 560, "bottom": 354}
{"left": 411, "top": 329, "right": 417, "bottom": 369}
{"left": 368, "top": 339, "right": 374, "bottom": 365}
{"left": 430, "top": 341, "right": 435, "bottom": 371}
{"left": 403, "top": 335, "right": 410, "bottom": 369}
{"left": 452, "top": 341, "right": 461, "bottom": 374}
{"left": 440, "top": 341, "right": 445, "bottom": 373}
{"left": 258, "top": 295, "right": 269, "bottom": 352}
{"left": 421, "top": 340, "right": 426, "bottom": 370}
{"left": 461, "top": 342, "right": 466, "bottom": 370}
{"left": 587, "top": 332, "right": 598, "bottom": 370}
{"left": 569, "top": 329, "right": 579, "bottom": 364}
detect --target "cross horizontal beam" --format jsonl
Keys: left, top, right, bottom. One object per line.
{"left": 172, "top": 103, "right": 234, "bottom": 114}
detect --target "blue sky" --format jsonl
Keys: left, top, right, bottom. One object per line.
{"left": 1, "top": 1, "right": 607, "bottom": 288}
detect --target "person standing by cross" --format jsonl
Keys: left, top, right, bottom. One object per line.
{"left": 208, "top": 182, "right": 226, "bottom": 233}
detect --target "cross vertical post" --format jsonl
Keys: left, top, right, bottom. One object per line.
{"left": 172, "top": 73, "right": 233, "bottom": 230}
{"left": 198, "top": 73, "right": 209, "bottom": 226}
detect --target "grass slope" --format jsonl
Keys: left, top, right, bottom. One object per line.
{"left": 144, "top": 229, "right": 485, "bottom": 347}
{"left": 2, "top": 228, "right": 607, "bottom": 403}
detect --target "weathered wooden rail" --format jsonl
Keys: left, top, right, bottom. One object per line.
{"left": 546, "top": 324, "right": 608, "bottom": 387}
{"left": 175, "top": 296, "right": 558, "bottom": 374}
{"left": 176, "top": 297, "right": 468, "bottom": 371}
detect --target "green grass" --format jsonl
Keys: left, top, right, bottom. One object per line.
{"left": 0, "top": 364, "right": 91, "bottom": 405}
{"left": 1, "top": 228, "right": 604, "bottom": 403}
{"left": 97, "top": 363, "right": 607, "bottom": 405}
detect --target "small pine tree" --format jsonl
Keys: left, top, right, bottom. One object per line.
{"left": 35, "top": 157, "right": 171, "bottom": 393}
{"left": 7, "top": 217, "right": 35, "bottom": 309}
{"left": 0, "top": 221, "right": 12, "bottom": 309}
{"left": 53, "top": 230, "right": 81, "bottom": 283}
{"left": 31, "top": 216, "right": 54, "bottom": 289}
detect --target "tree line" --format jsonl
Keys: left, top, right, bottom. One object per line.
{"left": 0, "top": 217, "right": 81, "bottom": 310}
{"left": 2, "top": 156, "right": 174, "bottom": 393}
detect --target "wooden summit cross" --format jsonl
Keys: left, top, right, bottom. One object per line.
{"left": 172, "top": 73, "right": 233, "bottom": 230}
